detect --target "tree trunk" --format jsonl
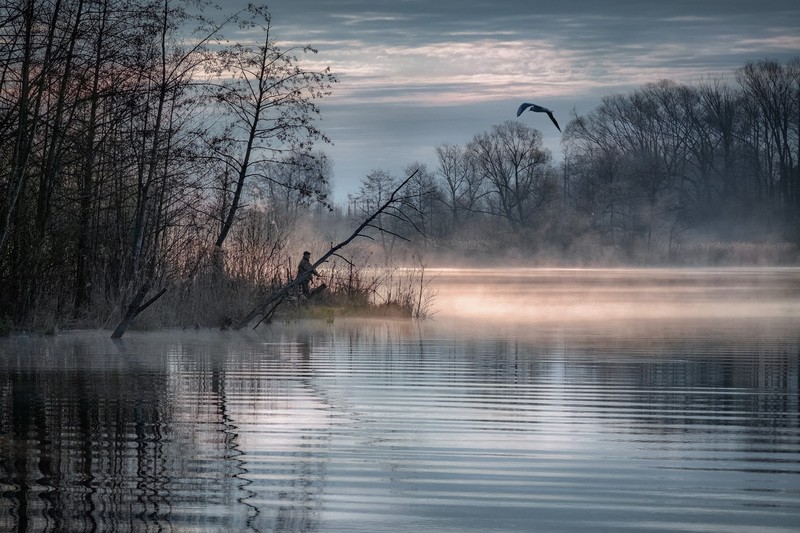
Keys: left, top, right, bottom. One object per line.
{"left": 110, "top": 282, "right": 167, "bottom": 339}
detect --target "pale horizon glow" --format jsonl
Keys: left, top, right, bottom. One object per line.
{"left": 430, "top": 267, "right": 800, "bottom": 324}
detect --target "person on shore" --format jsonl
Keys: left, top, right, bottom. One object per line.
{"left": 297, "top": 250, "right": 320, "bottom": 297}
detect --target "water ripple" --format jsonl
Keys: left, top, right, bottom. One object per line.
{"left": 2, "top": 269, "right": 800, "bottom": 532}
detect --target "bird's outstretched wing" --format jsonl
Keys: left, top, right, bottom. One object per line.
{"left": 516, "top": 102, "right": 534, "bottom": 117}
{"left": 516, "top": 102, "right": 561, "bottom": 132}
{"left": 545, "top": 111, "right": 561, "bottom": 132}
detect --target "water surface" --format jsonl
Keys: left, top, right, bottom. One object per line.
{"left": 1, "top": 268, "right": 799, "bottom": 532}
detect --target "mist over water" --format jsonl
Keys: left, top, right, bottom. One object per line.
{"left": 1, "top": 267, "right": 799, "bottom": 532}
{"left": 432, "top": 267, "right": 800, "bottom": 323}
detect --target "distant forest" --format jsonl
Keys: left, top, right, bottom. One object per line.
{"left": 350, "top": 61, "right": 800, "bottom": 265}
{"left": 1, "top": 0, "right": 798, "bottom": 330}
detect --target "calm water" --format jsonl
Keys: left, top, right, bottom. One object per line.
{"left": 1, "top": 268, "right": 799, "bottom": 532}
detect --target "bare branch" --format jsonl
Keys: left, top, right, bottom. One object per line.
{"left": 234, "top": 169, "right": 419, "bottom": 329}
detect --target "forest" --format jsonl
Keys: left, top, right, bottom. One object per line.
{"left": 1, "top": 0, "right": 799, "bottom": 332}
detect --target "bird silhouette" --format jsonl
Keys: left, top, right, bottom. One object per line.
{"left": 516, "top": 102, "right": 561, "bottom": 132}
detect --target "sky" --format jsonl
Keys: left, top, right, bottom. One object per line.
{"left": 227, "top": 0, "right": 800, "bottom": 203}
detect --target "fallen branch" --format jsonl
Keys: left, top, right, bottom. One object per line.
{"left": 234, "top": 169, "right": 419, "bottom": 330}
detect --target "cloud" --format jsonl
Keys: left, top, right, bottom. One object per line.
{"left": 219, "top": 0, "right": 800, "bottom": 200}
{"left": 310, "top": 39, "right": 581, "bottom": 104}
{"left": 733, "top": 34, "right": 800, "bottom": 51}
{"left": 330, "top": 13, "right": 414, "bottom": 25}
{"left": 262, "top": 2, "right": 799, "bottom": 110}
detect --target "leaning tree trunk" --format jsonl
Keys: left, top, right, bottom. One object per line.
{"left": 111, "top": 282, "right": 167, "bottom": 339}
{"left": 234, "top": 170, "right": 418, "bottom": 330}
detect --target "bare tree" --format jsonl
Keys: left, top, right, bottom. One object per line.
{"left": 349, "top": 169, "right": 399, "bottom": 255}
{"left": 401, "top": 162, "right": 438, "bottom": 242}
{"left": 434, "top": 143, "right": 483, "bottom": 236}
{"left": 697, "top": 78, "right": 743, "bottom": 200}
{"left": 0, "top": 0, "right": 43, "bottom": 257}
{"left": 738, "top": 59, "right": 799, "bottom": 214}
{"left": 204, "top": 6, "right": 336, "bottom": 255}
{"left": 468, "top": 121, "right": 556, "bottom": 232}
{"left": 111, "top": 0, "right": 253, "bottom": 338}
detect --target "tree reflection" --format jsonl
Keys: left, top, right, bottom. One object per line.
{"left": 0, "top": 320, "right": 798, "bottom": 531}
{"left": 0, "top": 332, "right": 334, "bottom": 532}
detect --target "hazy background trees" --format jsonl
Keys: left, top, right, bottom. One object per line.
{"left": 351, "top": 58, "right": 799, "bottom": 265}
{"left": 561, "top": 59, "right": 799, "bottom": 258}
{"left": 468, "top": 120, "right": 556, "bottom": 233}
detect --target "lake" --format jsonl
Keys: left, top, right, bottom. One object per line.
{"left": 1, "top": 267, "right": 799, "bottom": 532}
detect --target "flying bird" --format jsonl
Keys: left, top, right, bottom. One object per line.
{"left": 516, "top": 102, "right": 561, "bottom": 132}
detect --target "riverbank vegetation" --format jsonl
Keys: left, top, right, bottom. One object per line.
{"left": 0, "top": 0, "right": 797, "bottom": 333}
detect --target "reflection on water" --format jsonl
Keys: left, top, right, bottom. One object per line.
{"left": 1, "top": 268, "right": 799, "bottom": 532}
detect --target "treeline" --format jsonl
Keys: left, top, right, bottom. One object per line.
{"left": 1, "top": 1, "right": 798, "bottom": 334}
{"left": 0, "top": 0, "right": 335, "bottom": 328}
{"left": 348, "top": 58, "right": 800, "bottom": 263}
